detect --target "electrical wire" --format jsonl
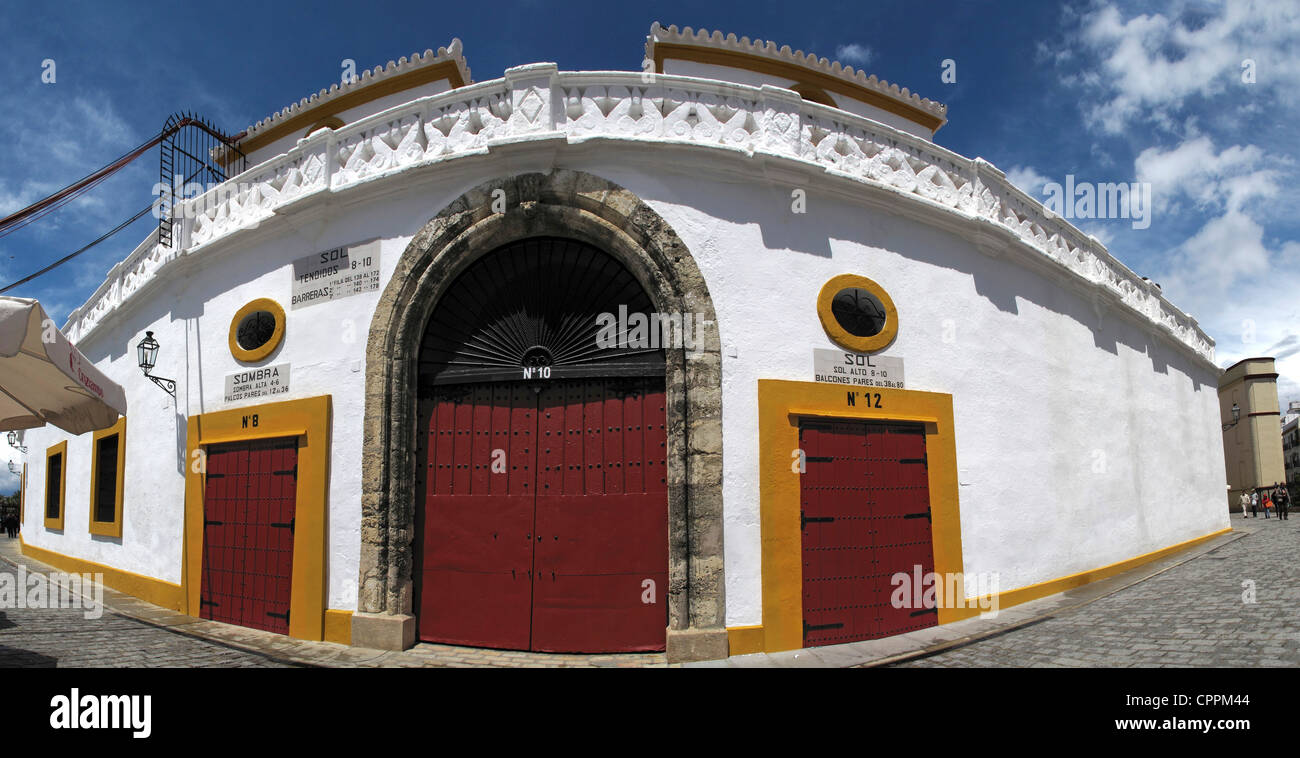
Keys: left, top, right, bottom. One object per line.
{"left": 0, "top": 135, "right": 165, "bottom": 240}
{"left": 0, "top": 204, "right": 154, "bottom": 294}
{"left": 0, "top": 116, "right": 246, "bottom": 295}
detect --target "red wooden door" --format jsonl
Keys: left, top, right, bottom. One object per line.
{"left": 416, "top": 378, "right": 668, "bottom": 652}
{"left": 531, "top": 379, "right": 668, "bottom": 652}
{"left": 418, "top": 385, "right": 536, "bottom": 649}
{"left": 201, "top": 437, "right": 297, "bottom": 634}
{"left": 800, "top": 420, "right": 935, "bottom": 647}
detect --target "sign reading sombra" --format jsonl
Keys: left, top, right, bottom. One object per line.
{"left": 224, "top": 363, "right": 291, "bottom": 403}
{"left": 291, "top": 241, "right": 381, "bottom": 309}
{"left": 813, "top": 348, "right": 904, "bottom": 389}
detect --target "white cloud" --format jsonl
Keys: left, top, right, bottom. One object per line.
{"left": 1073, "top": 0, "right": 1300, "bottom": 134}
{"left": 1005, "top": 165, "right": 1051, "bottom": 196}
{"left": 1134, "top": 136, "right": 1281, "bottom": 214}
{"left": 1158, "top": 222, "right": 1300, "bottom": 405}
{"left": 834, "top": 43, "right": 873, "bottom": 66}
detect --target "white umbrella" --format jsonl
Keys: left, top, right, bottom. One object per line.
{"left": 0, "top": 296, "right": 127, "bottom": 434}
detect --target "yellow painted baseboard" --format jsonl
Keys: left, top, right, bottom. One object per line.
{"left": 19, "top": 538, "right": 184, "bottom": 611}
{"left": 323, "top": 609, "right": 353, "bottom": 645}
{"left": 942, "top": 526, "right": 1233, "bottom": 622}
{"left": 726, "top": 625, "right": 765, "bottom": 656}
{"left": 729, "top": 527, "right": 1232, "bottom": 653}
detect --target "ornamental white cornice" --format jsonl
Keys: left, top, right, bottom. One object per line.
{"left": 645, "top": 22, "right": 947, "bottom": 125}
{"left": 238, "top": 39, "right": 472, "bottom": 144}
{"left": 63, "top": 68, "right": 1213, "bottom": 367}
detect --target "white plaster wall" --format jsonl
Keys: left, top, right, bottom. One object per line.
{"left": 18, "top": 179, "right": 470, "bottom": 608}
{"left": 661, "top": 59, "right": 934, "bottom": 139}
{"left": 540, "top": 158, "right": 1226, "bottom": 627}
{"left": 23, "top": 136, "right": 1228, "bottom": 628}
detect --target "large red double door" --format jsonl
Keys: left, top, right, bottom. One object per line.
{"left": 416, "top": 378, "right": 669, "bottom": 652}
{"left": 799, "top": 419, "right": 936, "bottom": 646}
{"left": 200, "top": 437, "right": 298, "bottom": 635}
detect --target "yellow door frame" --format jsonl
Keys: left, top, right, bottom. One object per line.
{"left": 733, "top": 379, "right": 963, "bottom": 655}
{"left": 184, "top": 394, "right": 332, "bottom": 641}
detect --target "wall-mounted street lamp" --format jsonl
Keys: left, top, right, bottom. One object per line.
{"left": 137, "top": 331, "right": 176, "bottom": 398}
{"left": 6, "top": 461, "right": 15, "bottom": 475}
{"left": 1222, "top": 403, "right": 1241, "bottom": 431}
{"left": 6, "top": 431, "right": 26, "bottom": 453}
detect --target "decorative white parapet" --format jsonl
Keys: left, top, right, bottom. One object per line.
{"left": 63, "top": 67, "right": 1215, "bottom": 364}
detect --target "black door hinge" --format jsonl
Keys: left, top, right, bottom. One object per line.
{"left": 801, "top": 510, "right": 835, "bottom": 530}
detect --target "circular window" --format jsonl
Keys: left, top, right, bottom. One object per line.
{"left": 817, "top": 274, "right": 898, "bottom": 352}
{"left": 229, "top": 298, "right": 286, "bottom": 362}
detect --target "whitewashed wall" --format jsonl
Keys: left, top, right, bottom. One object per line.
{"left": 22, "top": 105, "right": 1227, "bottom": 626}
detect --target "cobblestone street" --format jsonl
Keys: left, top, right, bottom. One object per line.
{"left": 0, "top": 603, "right": 296, "bottom": 668}
{"left": 0, "top": 538, "right": 667, "bottom": 668}
{"left": 894, "top": 516, "right": 1300, "bottom": 667}
{"left": 0, "top": 517, "right": 1293, "bottom": 668}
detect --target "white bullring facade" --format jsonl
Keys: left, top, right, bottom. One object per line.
{"left": 16, "top": 24, "right": 1230, "bottom": 661}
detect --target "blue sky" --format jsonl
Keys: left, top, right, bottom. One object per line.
{"left": 2, "top": 0, "right": 1298, "bottom": 491}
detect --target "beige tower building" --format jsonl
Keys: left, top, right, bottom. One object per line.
{"left": 1219, "top": 357, "right": 1286, "bottom": 510}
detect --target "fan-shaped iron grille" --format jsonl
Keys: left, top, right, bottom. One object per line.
{"left": 419, "top": 237, "right": 665, "bottom": 389}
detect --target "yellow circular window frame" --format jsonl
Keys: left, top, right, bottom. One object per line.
{"left": 816, "top": 274, "right": 899, "bottom": 353}
{"left": 229, "top": 298, "right": 286, "bottom": 363}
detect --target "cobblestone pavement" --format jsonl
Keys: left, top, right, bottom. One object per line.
{"left": 0, "top": 540, "right": 294, "bottom": 667}
{"left": 0, "top": 538, "right": 668, "bottom": 668}
{"left": 894, "top": 516, "right": 1300, "bottom": 668}
{"left": 0, "top": 604, "right": 297, "bottom": 668}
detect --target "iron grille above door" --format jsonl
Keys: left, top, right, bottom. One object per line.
{"left": 418, "top": 237, "right": 666, "bottom": 389}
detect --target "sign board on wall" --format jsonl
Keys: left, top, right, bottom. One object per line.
{"left": 813, "top": 348, "right": 905, "bottom": 389}
{"left": 291, "top": 241, "right": 381, "bottom": 309}
{"left": 224, "top": 363, "right": 291, "bottom": 403}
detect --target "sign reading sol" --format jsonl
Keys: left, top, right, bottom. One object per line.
{"left": 813, "top": 348, "right": 905, "bottom": 389}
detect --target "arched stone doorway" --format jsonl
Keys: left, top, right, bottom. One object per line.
{"left": 354, "top": 170, "right": 726, "bottom": 661}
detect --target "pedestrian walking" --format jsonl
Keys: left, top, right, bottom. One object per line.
{"left": 1277, "top": 486, "right": 1290, "bottom": 521}
{"left": 1251, "top": 489, "right": 1259, "bottom": 518}
{"left": 1263, "top": 492, "right": 1273, "bottom": 519}
{"left": 1239, "top": 490, "right": 1251, "bottom": 519}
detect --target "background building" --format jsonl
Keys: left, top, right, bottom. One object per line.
{"left": 1282, "top": 400, "right": 1300, "bottom": 492}
{"left": 16, "top": 25, "right": 1230, "bottom": 661}
{"left": 1219, "top": 357, "right": 1286, "bottom": 510}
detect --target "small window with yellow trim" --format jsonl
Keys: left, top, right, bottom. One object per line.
{"left": 817, "top": 274, "right": 898, "bottom": 353}
{"left": 90, "top": 416, "right": 126, "bottom": 538}
{"left": 44, "top": 441, "right": 67, "bottom": 530}
{"left": 230, "top": 298, "right": 287, "bottom": 363}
